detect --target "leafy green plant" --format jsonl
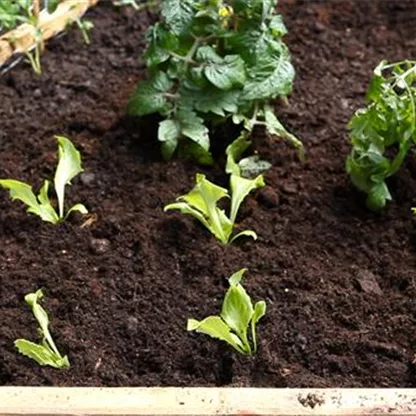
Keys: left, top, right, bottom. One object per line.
{"left": 346, "top": 60, "right": 416, "bottom": 211}
{"left": 15, "top": 289, "right": 70, "bottom": 369}
{"left": 0, "top": 0, "right": 31, "bottom": 32}
{"left": 128, "top": 0, "right": 302, "bottom": 164}
{"left": 0, "top": 136, "right": 88, "bottom": 223}
{"left": 188, "top": 268, "right": 266, "bottom": 355}
{"left": 164, "top": 172, "right": 264, "bottom": 244}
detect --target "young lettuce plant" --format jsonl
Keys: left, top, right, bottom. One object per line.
{"left": 15, "top": 289, "right": 70, "bottom": 369}
{"left": 128, "top": 0, "right": 302, "bottom": 164}
{"left": 164, "top": 173, "right": 264, "bottom": 244}
{"left": 346, "top": 60, "right": 416, "bottom": 211}
{"left": 0, "top": 136, "right": 88, "bottom": 223}
{"left": 188, "top": 268, "right": 266, "bottom": 355}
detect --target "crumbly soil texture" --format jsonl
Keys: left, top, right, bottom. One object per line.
{"left": 1, "top": 0, "right": 416, "bottom": 388}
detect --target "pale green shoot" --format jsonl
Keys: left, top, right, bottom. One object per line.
{"left": 15, "top": 290, "right": 70, "bottom": 369}
{"left": 164, "top": 173, "right": 264, "bottom": 244}
{"left": 187, "top": 269, "right": 266, "bottom": 355}
{"left": 0, "top": 136, "right": 87, "bottom": 224}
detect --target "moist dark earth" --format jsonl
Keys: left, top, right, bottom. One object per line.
{"left": 1, "top": 0, "right": 416, "bottom": 387}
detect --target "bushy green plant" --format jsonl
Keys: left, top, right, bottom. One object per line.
{"left": 346, "top": 60, "right": 416, "bottom": 211}
{"left": 188, "top": 268, "right": 266, "bottom": 355}
{"left": 128, "top": 0, "right": 302, "bottom": 164}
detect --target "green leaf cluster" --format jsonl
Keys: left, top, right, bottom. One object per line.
{"left": 0, "top": 136, "right": 88, "bottom": 224}
{"left": 346, "top": 60, "right": 416, "bottom": 211}
{"left": 15, "top": 289, "right": 70, "bottom": 369}
{"left": 164, "top": 172, "right": 264, "bottom": 244}
{"left": 188, "top": 269, "right": 266, "bottom": 355}
{"left": 0, "top": 0, "right": 32, "bottom": 32}
{"left": 128, "top": 0, "right": 301, "bottom": 163}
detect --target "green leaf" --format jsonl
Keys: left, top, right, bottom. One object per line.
{"left": 128, "top": 72, "right": 173, "bottom": 116}
{"left": 161, "top": 0, "right": 196, "bottom": 36}
{"left": 158, "top": 119, "right": 181, "bottom": 160}
{"left": 239, "top": 156, "right": 272, "bottom": 178}
{"left": 221, "top": 270, "right": 254, "bottom": 351}
{"left": 264, "top": 104, "right": 303, "bottom": 155}
{"left": 226, "top": 134, "right": 272, "bottom": 178}
{"left": 65, "top": 203, "right": 88, "bottom": 219}
{"left": 187, "top": 269, "right": 266, "bottom": 355}
{"left": 226, "top": 134, "right": 252, "bottom": 176}
{"left": 196, "top": 46, "right": 246, "bottom": 91}
{"left": 0, "top": 179, "right": 58, "bottom": 223}
{"left": 164, "top": 174, "right": 233, "bottom": 244}
{"left": 144, "top": 23, "right": 179, "bottom": 68}
{"left": 54, "top": 136, "right": 85, "bottom": 219}
{"left": 14, "top": 339, "right": 69, "bottom": 369}
{"left": 193, "top": 88, "right": 240, "bottom": 116}
{"left": 229, "top": 174, "right": 265, "bottom": 224}
{"left": 15, "top": 289, "right": 69, "bottom": 369}
{"left": 187, "top": 316, "right": 245, "bottom": 354}
{"left": 177, "top": 110, "right": 210, "bottom": 151}
{"left": 229, "top": 229, "right": 258, "bottom": 244}
{"left": 251, "top": 300, "right": 266, "bottom": 352}
{"left": 243, "top": 44, "right": 294, "bottom": 100}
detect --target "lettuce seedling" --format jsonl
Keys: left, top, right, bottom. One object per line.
{"left": 164, "top": 173, "right": 264, "bottom": 244}
{"left": 128, "top": 0, "right": 302, "bottom": 163}
{"left": 188, "top": 269, "right": 266, "bottom": 355}
{"left": 346, "top": 60, "right": 416, "bottom": 210}
{"left": 15, "top": 289, "right": 70, "bottom": 369}
{"left": 0, "top": 136, "right": 88, "bottom": 223}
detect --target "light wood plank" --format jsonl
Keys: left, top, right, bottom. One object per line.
{"left": 1, "top": 388, "right": 416, "bottom": 416}
{"left": 0, "top": 0, "right": 99, "bottom": 66}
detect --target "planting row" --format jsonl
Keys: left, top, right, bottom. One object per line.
{"left": 1, "top": 0, "right": 416, "bottom": 371}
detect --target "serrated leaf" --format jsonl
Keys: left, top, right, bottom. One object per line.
{"left": 161, "top": 0, "right": 196, "bottom": 36}
{"left": 229, "top": 174, "right": 265, "bottom": 223}
{"left": 193, "top": 88, "right": 240, "bottom": 116}
{"left": 128, "top": 72, "right": 173, "bottom": 116}
{"left": 243, "top": 45, "right": 294, "bottom": 100}
{"left": 54, "top": 136, "right": 84, "bottom": 219}
{"left": 196, "top": 46, "right": 246, "bottom": 91}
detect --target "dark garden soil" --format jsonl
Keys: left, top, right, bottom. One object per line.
{"left": 1, "top": 0, "right": 416, "bottom": 388}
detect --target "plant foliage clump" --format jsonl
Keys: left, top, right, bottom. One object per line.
{"left": 346, "top": 60, "right": 416, "bottom": 211}
{"left": 0, "top": 136, "right": 88, "bottom": 223}
{"left": 15, "top": 289, "right": 70, "bottom": 369}
{"left": 128, "top": 0, "right": 301, "bottom": 164}
{"left": 188, "top": 268, "right": 266, "bottom": 355}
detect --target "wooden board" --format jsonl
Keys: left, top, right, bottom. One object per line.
{"left": 1, "top": 388, "right": 416, "bottom": 416}
{"left": 0, "top": 0, "right": 99, "bottom": 66}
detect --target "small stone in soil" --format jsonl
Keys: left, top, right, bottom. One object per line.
{"left": 355, "top": 270, "right": 383, "bottom": 295}
{"left": 90, "top": 238, "right": 111, "bottom": 254}
{"left": 257, "top": 186, "right": 280, "bottom": 208}
{"left": 80, "top": 172, "right": 96, "bottom": 186}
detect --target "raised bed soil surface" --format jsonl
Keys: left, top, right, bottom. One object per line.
{"left": 1, "top": 0, "right": 416, "bottom": 388}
